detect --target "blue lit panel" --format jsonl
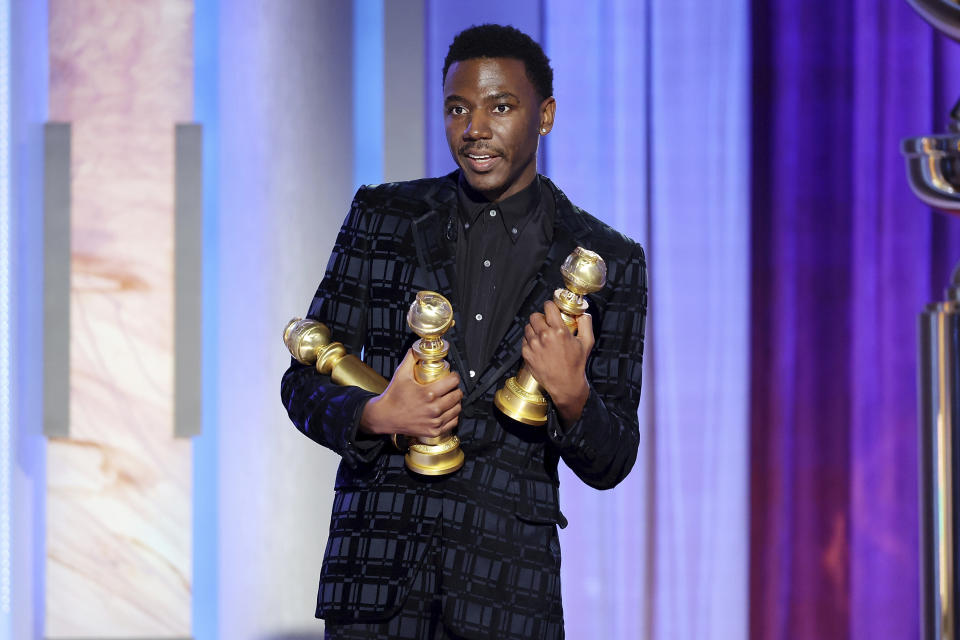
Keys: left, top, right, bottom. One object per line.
{"left": 0, "top": 0, "right": 11, "bottom": 637}
{"left": 353, "top": 0, "right": 383, "bottom": 188}
{"left": 192, "top": 2, "right": 219, "bottom": 640}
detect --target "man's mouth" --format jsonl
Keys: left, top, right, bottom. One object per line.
{"left": 462, "top": 152, "right": 501, "bottom": 172}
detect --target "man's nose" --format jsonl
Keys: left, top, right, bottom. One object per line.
{"left": 464, "top": 113, "right": 491, "bottom": 139}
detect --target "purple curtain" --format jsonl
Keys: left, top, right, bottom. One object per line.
{"left": 749, "top": 3, "right": 960, "bottom": 640}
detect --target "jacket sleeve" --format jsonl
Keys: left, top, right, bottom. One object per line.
{"left": 546, "top": 241, "right": 648, "bottom": 489}
{"left": 280, "top": 188, "right": 389, "bottom": 468}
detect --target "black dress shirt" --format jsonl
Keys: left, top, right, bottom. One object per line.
{"left": 455, "top": 174, "right": 555, "bottom": 380}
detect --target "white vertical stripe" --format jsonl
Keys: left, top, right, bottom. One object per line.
{"left": 0, "top": 0, "right": 12, "bottom": 634}
{"left": 649, "top": 2, "right": 749, "bottom": 639}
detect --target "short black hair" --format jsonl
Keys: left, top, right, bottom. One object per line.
{"left": 443, "top": 24, "right": 554, "bottom": 101}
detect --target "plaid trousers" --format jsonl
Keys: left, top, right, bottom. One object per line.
{"left": 324, "top": 509, "right": 463, "bottom": 640}
{"left": 281, "top": 172, "right": 647, "bottom": 640}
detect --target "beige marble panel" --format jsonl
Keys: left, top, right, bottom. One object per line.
{"left": 46, "top": 1, "right": 194, "bottom": 637}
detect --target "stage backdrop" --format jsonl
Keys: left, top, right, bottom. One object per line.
{"left": 5, "top": 1, "right": 960, "bottom": 640}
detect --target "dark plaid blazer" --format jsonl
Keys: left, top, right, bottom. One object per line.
{"left": 280, "top": 171, "right": 647, "bottom": 640}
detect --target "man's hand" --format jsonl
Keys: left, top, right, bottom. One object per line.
{"left": 522, "top": 300, "right": 594, "bottom": 428}
{"left": 359, "top": 349, "right": 462, "bottom": 439}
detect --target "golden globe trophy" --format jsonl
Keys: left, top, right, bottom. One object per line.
{"left": 494, "top": 247, "right": 607, "bottom": 426}
{"left": 403, "top": 291, "right": 465, "bottom": 475}
{"left": 283, "top": 318, "right": 388, "bottom": 394}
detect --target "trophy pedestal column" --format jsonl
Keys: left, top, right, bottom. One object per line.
{"left": 919, "top": 263, "right": 960, "bottom": 640}
{"left": 494, "top": 368, "right": 549, "bottom": 426}
{"left": 405, "top": 437, "right": 466, "bottom": 476}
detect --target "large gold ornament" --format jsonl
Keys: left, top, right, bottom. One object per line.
{"left": 494, "top": 247, "right": 607, "bottom": 426}
{"left": 283, "top": 318, "right": 388, "bottom": 394}
{"left": 403, "top": 291, "right": 465, "bottom": 475}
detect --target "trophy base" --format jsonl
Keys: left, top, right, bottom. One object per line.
{"left": 494, "top": 377, "right": 548, "bottom": 426}
{"left": 405, "top": 436, "right": 465, "bottom": 476}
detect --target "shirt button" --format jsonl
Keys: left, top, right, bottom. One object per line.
{"left": 483, "top": 259, "right": 491, "bottom": 268}
{"left": 469, "top": 370, "right": 476, "bottom": 378}
{"left": 511, "top": 227, "right": 518, "bottom": 234}
{"left": 489, "top": 210, "right": 497, "bottom": 217}
{"left": 475, "top": 313, "right": 483, "bottom": 321}
{"left": 465, "top": 222, "right": 470, "bottom": 229}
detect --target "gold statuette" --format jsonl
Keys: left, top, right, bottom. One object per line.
{"left": 494, "top": 247, "right": 607, "bottom": 426}
{"left": 283, "top": 318, "right": 388, "bottom": 394}
{"left": 404, "top": 291, "right": 465, "bottom": 476}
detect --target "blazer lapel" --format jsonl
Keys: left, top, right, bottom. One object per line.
{"left": 463, "top": 177, "right": 593, "bottom": 405}
{"left": 410, "top": 174, "right": 469, "bottom": 383}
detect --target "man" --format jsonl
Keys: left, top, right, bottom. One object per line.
{"left": 281, "top": 24, "right": 647, "bottom": 640}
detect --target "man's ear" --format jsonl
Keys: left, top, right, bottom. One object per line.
{"left": 539, "top": 97, "right": 556, "bottom": 134}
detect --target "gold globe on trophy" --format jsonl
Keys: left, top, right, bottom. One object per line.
{"left": 404, "top": 291, "right": 465, "bottom": 475}
{"left": 494, "top": 247, "right": 607, "bottom": 426}
{"left": 283, "top": 318, "right": 388, "bottom": 394}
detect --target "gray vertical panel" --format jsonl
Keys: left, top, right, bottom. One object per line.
{"left": 384, "top": 0, "right": 425, "bottom": 182}
{"left": 174, "top": 124, "right": 203, "bottom": 438}
{"left": 43, "top": 122, "right": 70, "bottom": 438}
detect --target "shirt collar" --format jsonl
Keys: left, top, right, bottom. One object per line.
{"left": 457, "top": 174, "right": 543, "bottom": 243}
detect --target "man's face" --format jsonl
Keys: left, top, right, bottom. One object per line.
{"left": 443, "top": 57, "right": 555, "bottom": 202}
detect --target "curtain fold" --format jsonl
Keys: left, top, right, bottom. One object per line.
{"left": 545, "top": 5, "right": 651, "bottom": 638}
{"left": 547, "top": 2, "right": 750, "bottom": 638}
{"left": 749, "top": 4, "right": 960, "bottom": 639}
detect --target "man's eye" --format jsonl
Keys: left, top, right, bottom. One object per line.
{"left": 494, "top": 104, "right": 511, "bottom": 114}
{"left": 449, "top": 106, "right": 467, "bottom": 115}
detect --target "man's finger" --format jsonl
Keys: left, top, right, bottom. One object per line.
{"left": 543, "top": 300, "right": 564, "bottom": 327}
{"left": 577, "top": 312, "right": 595, "bottom": 346}
{"left": 433, "top": 386, "right": 463, "bottom": 413}
{"left": 438, "top": 402, "right": 461, "bottom": 426}
{"left": 521, "top": 343, "right": 534, "bottom": 365}
{"left": 438, "top": 416, "right": 460, "bottom": 435}
{"left": 423, "top": 369, "right": 461, "bottom": 395}
{"left": 388, "top": 349, "right": 417, "bottom": 386}
{"left": 528, "top": 312, "right": 548, "bottom": 332}
{"left": 524, "top": 323, "right": 538, "bottom": 343}
{"left": 396, "top": 349, "right": 416, "bottom": 373}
